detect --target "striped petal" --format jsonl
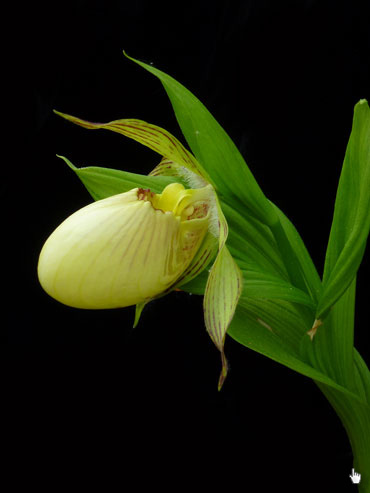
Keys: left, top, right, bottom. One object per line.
{"left": 204, "top": 202, "right": 243, "bottom": 389}
{"left": 54, "top": 111, "right": 214, "bottom": 186}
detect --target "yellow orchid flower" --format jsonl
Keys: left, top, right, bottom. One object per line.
{"left": 38, "top": 183, "right": 214, "bottom": 310}
{"left": 36, "top": 53, "right": 370, "bottom": 478}
{"left": 39, "top": 108, "right": 242, "bottom": 390}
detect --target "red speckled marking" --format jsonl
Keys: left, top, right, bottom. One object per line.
{"left": 187, "top": 202, "right": 209, "bottom": 220}
{"left": 137, "top": 188, "right": 154, "bottom": 201}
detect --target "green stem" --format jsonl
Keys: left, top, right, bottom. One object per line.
{"left": 316, "top": 378, "right": 370, "bottom": 492}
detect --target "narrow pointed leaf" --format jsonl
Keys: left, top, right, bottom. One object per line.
{"left": 317, "top": 99, "right": 370, "bottom": 320}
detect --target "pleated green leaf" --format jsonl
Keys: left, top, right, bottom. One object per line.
{"left": 301, "top": 279, "right": 357, "bottom": 391}
{"left": 297, "top": 102, "right": 370, "bottom": 476}
{"left": 228, "top": 299, "right": 357, "bottom": 397}
{"left": 271, "top": 203, "right": 322, "bottom": 305}
{"left": 300, "top": 269, "right": 370, "bottom": 487}
{"left": 221, "top": 199, "right": 288, "bottom": 280}
{"left": 240, "top": 270, "right": 316, "bottom": 311}
{"left": 317, "top": 100, "right": 370, "bottom": 320}
{"left": 222, "top": 198, "right": 322, "bottom": 302}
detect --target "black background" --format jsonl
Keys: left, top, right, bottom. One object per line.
{"left": 6, "top": 0, "right": 370, "bottom": 489}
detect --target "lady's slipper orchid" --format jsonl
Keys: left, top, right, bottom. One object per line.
{"left": 37, "top": 53, "right": 370, "bottom": 481}
{"left": 38, "top": 183, "right": 214, "bottom": 310}
{"left": 39, "top": 106, "right": 243, "bottom": 390}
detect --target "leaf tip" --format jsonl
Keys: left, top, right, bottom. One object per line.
{"left": 123, "top": 50, "right": 138, "bottom": 65}
{"left": 56, "top": 154, "right": 77, "bottom": 171}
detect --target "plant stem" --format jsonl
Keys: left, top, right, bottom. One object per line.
{"left": 316, "top": 379, "right": 370, "bottom": 492}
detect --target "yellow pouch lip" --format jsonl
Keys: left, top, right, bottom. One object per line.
{"left": 138, "top": 183, "right": 213, "bottom": 223}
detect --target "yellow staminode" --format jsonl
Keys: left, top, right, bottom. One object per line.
{"left": 38, "top": 183, "right": 213, "bottom": 309}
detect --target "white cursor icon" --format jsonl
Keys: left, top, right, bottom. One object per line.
{"left": 349, "top": 468, "right": 361, "bottom": 484}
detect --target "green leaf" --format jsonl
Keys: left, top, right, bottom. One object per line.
{"left": 181, "top": 265, "right": 316, "bottom": 316}
{"left": 221, "top": 199, "right": 288, "bottom": 280}
{"left": 300, "top": 267, "right": 370, "bottom": 487}
{"left": 354, "top": 349, "right": 370, "bottom": 405}
{"left": 228, "top": 299, "right": 362, "bottom": 398}
{"left": 125, "top": 54, "right": 324, "bottom": 319}
{"left": 229, "top": 289, "right": 370, "bottom": 490}
{"left": 317, "top": 100, "right": 370, "bottom": 320}
{"left": 300, "top": 278, "right": 357, "bottom": 392}
{"left": 271, "top": 203, "right": 322, "bottom": 305}
{"left": 219, "top": 198, "right": 322, "bottom": 313}
{"left": 57, "top": 155, "right": 180, "bottom": 200}
{"left": 240, "top": 269, "right": 316, "bottom": 312}
{"left": 125, "top": 52, "right": 279, "bottom": 227}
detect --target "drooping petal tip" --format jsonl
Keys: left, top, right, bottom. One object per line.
{"left": 218, "top": 350, "right": 229, "bottom": 391}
